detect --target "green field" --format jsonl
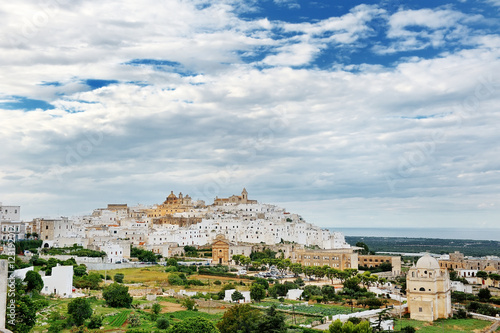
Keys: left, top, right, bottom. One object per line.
{"left": 106, "top": 310, "right": 132, "bottom": 327}
{"left": 395, "top": 318, "right": 493, "bottom": 332}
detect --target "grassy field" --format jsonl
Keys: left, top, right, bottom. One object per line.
{"left": 396, "top": 318, "right": 492, "bottom": 332}
{"left": 93, "top": 266, "right": 254, "bottom": 292}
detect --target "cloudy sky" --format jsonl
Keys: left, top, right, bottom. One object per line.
{"left": 1, "top": 0, "right": 500, "bottom": 231}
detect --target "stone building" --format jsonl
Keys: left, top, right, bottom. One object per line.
{"left": 293, "top": 248, "right": 358, "bottom": 270}
{"left": 407, "top": 254, "right": 452, "bottom": 321}
{"left": 147, "top": 191, "right": 194, "bottom": 218}
{"left": 152, "top": 215, "right": 202, "bottom": 227}
{"left": 439, "top": 251, "right": 500, "bottom": 271}
{"left": 358, "top": 255, "right": 402, "bottom": 276}
{"left": 212, "top": 234, "right": 230, "bottom": 265}
{"left": 213, "top": 188, "right": 257, "bottom": 206}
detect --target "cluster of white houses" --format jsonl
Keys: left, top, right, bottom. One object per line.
{"left": 2, "top": 191, "right": 500, "bottom": 324}
{"left": 2, "top": 190, "right": 359, "bottom": 262}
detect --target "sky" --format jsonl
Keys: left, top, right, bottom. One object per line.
{"left": 1, "top": 0, "right": 500, "bottom": 231}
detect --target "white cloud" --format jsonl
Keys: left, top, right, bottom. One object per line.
{"left": 376, "top": 8, "right": 483, "bottom": 54}
{"left": 0, "top": 1, "right": 500, "bottom": 231}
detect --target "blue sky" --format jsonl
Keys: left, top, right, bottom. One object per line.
{"left": 1, "top": 0, "right": 500, "bottom": 231}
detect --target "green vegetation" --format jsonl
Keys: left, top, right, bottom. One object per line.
{"left": 395, "top": 318, "right": 491, "bottom": 332}
{"left": 16, "top": 261, "right": 498, "bottom": 333}
{"left": 250, "top": 282, "right": 266, "bottom": 302}
{"left": 217, "top": 304, "right": 286, "bottom": 333}
{"left": 102, "top": 282, "right": 133, "bottom": 308}
{"left": 167, "top": 317, "right": 220, "bottom": 333}
{"left": 15, "top": 239, "right": 43, "bottom": 254}
{"left": 114, "top": 272, "right": 125, "bottom": 283}
{"left": 131, "top": 246, "right": 160, "bottom": 262}
{"left": 24, "top": 270, "right": 43, "bottom": 293}
{"left": 106, "top": 310, "right": 132, "bottom": 327}
{"left": 329, "top": 319, "right": 372, "bottom": 333}
{"left": 184, "top": 245, "right": 198, "bottom": 257}
{"left": 41, "top": 244, "right": 106, "bottom": 257}
{"left": 5, "top": 278, "right": 48, "bottom": 333}
{"left": 346, "top": 236, "right": 500, "bottom": 257}
{"left": 467, "top": 301, "right": 500, "bottom": 316}
{"left": 67, "top": 297, "right": 93, "bottom": 326}
{"left": 73, "top": 271, "right": 103, "bottom": 289}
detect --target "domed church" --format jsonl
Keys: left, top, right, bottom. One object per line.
{"left": 406, "top": 253, "right": 452, "bottom": 321}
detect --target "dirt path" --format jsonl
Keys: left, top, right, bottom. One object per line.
{"left": 158, "top": 301, "right": 184, "bottom": 313}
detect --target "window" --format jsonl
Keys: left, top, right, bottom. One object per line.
{"left": 419, "top": 307, "right": 422, "bottom": 312}
{"left": 419, "top": 287, "right": 425, "bottom": 291}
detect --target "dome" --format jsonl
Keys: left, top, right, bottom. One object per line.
{"left": 416, "top": 253, "right": 440, "bottom": 269}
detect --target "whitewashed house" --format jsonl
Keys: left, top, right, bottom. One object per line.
{"left": 41, "top": 264, "right": 73, "bottom": 297}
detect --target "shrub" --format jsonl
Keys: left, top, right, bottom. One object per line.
{"left": 164, "top": 266, "right": 178, "bottom": 273}
{"left": 186, "top": 279, "right": 205, "bottom": 286}
{"left": 454, "top": 308, "right": 469, "bottom": 319}
{"left": 128, "top": 313, "right": 141, "bottom": 327}
{"left": 168, "top": 273, "right": 186, "bottom": 286}
{"left": 47, "top": 321, "right": 66, "bottom": 333}
{"left": 181, "top": 298, "right": 196, "bottom": 310}
{"left": 87, "top": 315, "right": 103, "bottom": 329}
{"left": 114, "top": 273, "right": 125, "bottom": 283}
{"left": 156, "top": 317, "right": 170, "bottom": 330}
{"left": 152, "top": 303, "right": 161, "bottom": 315}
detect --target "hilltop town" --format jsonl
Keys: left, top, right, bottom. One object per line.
{"left": 1, "top": 190, "right": 500, "bottom": 333}
{"left": 2, "top": 189, "right": 362, "bottom": 267}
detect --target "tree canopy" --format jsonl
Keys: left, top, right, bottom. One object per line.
{"left": 102, "top": 282, "right": 133, "bottom": 308}
{"left": 67, "top": 297, "right": 93, "bottom": 326}
{"left": 24, "top": 270, "right": 43, "bottom": 293}
{"left": 217, "top": 304, "right": 260, "bottom": 333}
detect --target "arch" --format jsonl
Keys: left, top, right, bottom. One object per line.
{"left": 419, "top": 287, "right": 425, "bottom": 291}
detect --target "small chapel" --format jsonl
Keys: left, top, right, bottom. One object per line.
{"left": 406, "top": 253, "right": 452, "bottom": 321}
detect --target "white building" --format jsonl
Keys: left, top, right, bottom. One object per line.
{"left": 450, "top": 281, "right": 473, "bottom": 293}
{"left": 100, "top": 243, "right": 125, "bottom": 263}
{"left": 369, "top": 318, "right": 394, "bottom": 331}
{"left": 41, "top": 264, "right": 73, "bottom": 297}
{"left": 0, "top": 203, "right": 20, "bottom": 221}
{"left": 11, "top": 266, "right": 34, "bottom": 280}
{"left": 0, "top": 221, "right": 25, "bottom": 241}
{"left": 286, "top": 289, "right": 304, "bottom": 300}
{"left": 224, "top": 289, "right": 251, "bottom": 303}
{"left": 33, "top": 192, "right": 352, "bottom": 255}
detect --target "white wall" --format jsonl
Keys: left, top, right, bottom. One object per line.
{"left": 41, "top": 265, "right": 73, "bottom": 297}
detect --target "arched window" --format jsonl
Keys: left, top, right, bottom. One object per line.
{"left": 419, "top": 287, "right": 425, "bottom": 291}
